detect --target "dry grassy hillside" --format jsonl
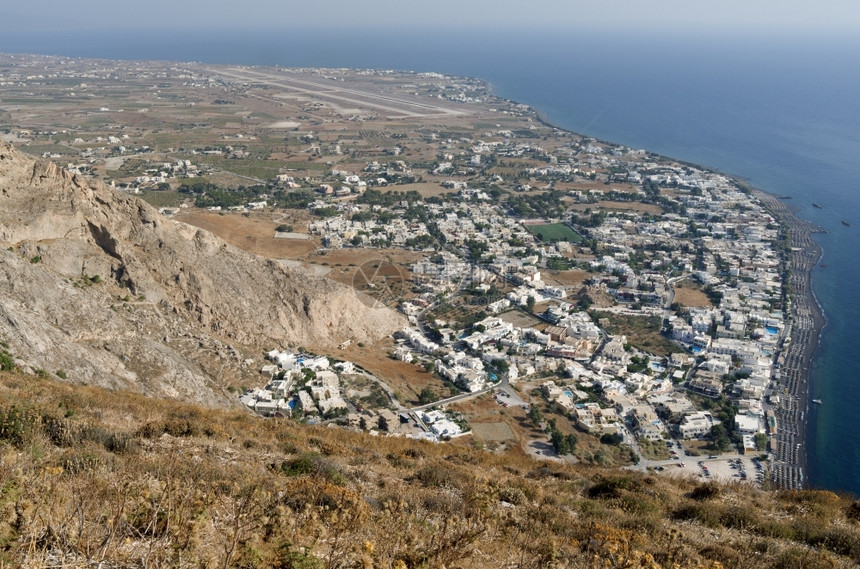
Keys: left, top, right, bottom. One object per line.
{"left": 0, "top": 370, "right": 858, "bottom": 569}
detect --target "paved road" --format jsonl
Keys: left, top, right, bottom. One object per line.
{"left": 409, "top": 385, "right": 494, "bottom": 413}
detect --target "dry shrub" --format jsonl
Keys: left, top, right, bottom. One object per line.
{"left": 778, "top": 489, "right": 844, "bottom": 521}
{"left": 136, "top": 418, "right": 198, "bottom": 438}
{"left": 275, "top": 452, "right": 347, "bottom": 485}
{"left": 791, "top": 520, "right": 860, "bottom": 560}
{"left": 306, "top": 435, "right": 347, "bottom": 456}
{"left": 578, "top": 521, "right": 657, "bottom": 569}
{"left": 780, "top": 489, "right": 841, "bottom": 505}
{"left": 774, "top": 548, "right": 843, "bottom": 569}
{"left": 4, "top": 371, "right": 860, "bottom": 569}
{"left": 385, "top": 452, "right": 414, "bottom": 469}
{"left": 586, "top": 475, "right": 641, "bottom": 499}
{"left": 672, "top": 501, "right": 722, "bottom": 528}
{"left": 616, "top": 509, "right": 662, "bottom": 534}
{"left": 757, "top": 518, "right": 798, "bottom": 541}
{"left": 497, "top": 485, "right": 527, "bottom": 506}
{"left": 616, "top": 491, "right": 661, "bottom": 516}
{"left": 403, "top": 446, "right": 425, "bottom": 459}
{"left": 421, "top": 491, "right": 461, "bottom": 514}
{"left": 411, "top": 462, "right": 470, "bottom": 490}
{"left": 845, "top": 500, "right": 860, "bottom": 523}
{"left": 688, "top": 482, "right": 721, "bottom": 501}
{"left": 57, "top": 447, "right": 106, "bottom": 475}
{"left": 0, "top": 404, "right": 40, "bottom": 448}
{"left": 502, "top": 464, "right": 522, "bottom": 476}
{"left": 39, "top": 411, "right": 78, "bottom": 447}
{"left": 719, "top": 504, "right": 760, "bottom": 530}
{"left": 444, "top": 450, "right": 480, "bottom": 466}
{"left": 202, "top": 421, "right": 230, "bottom": 439}
{"left": 698, "top": 544, "right": 744, "bottom": 569}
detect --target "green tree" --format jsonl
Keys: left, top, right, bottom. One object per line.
{"left": 418, "top": 387, "right": 436, "bottom": 405}
{"left": 600, "top": 432, "right": 622, "bottom": 446}
{"left": 377, "top": 414, "right": 389, "bottom": 431}
{"left": 528, "top": 405, "right": 543, "bottom": 427}
{"left": 550, "top": 429, "right": 569, "bottom": 455}
{"left": 526, "top": 295, "right": 536, "bottom": 312}
{"left": 710, "top": 423, "right": 732, "bottom": 452}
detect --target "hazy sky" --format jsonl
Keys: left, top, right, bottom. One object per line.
{"left": 4, "top": 0, "right": 860, "bottom": 34}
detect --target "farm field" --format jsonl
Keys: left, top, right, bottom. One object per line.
{"left": 525, "top": 223, "right": 583, "bottom": 243}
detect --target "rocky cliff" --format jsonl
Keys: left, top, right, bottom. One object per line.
{"left": 0, "top": 141, "right": 403, "bottom": 404}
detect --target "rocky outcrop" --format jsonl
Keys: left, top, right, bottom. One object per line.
{"left": 0, "top": 142, "right": 403, "bottom": 404}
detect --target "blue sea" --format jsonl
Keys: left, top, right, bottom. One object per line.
{"left": 3, "top": 27, "right": 860, "bottom": 495}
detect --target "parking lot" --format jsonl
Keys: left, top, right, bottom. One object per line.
{"left": 654, "top": 454, "right": 767, "bottom": 486}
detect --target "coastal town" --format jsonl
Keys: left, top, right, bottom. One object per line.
{"left": 237, "top": 145, "right": 799, "bottom": 487}
{"left": 0, "top": 52, "right": 822, "bottom": 490}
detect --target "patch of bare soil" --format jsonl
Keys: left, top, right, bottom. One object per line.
{"left": 448, "top": 393, "right": 550, "bottom": 454}
{"left": 336, "top": 338, "right": 451, "bottom": 406}
{"left": 567, "top": 201, "right": 663, "bottom": 214}
{"left": 471, "top": 422, "right": 515, "bottom": 442}
{"left": 542, "top": 269, "right": 589, "bottom": 287}
{"left": 176, "top": 210, "right": 318, "bottom": 258}
{"left": 674, "top": 284, "right": 713, "bottom": 308}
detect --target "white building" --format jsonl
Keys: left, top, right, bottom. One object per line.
{"left": 678, "top": 411, "right": 719, "bottom": 438}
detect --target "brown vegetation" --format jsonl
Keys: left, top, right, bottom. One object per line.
{"left": 590, "top": 311, "right": 685, "bottom": 356}
{"left": 337, "top": 338, "right": 448, "bottom": 406}
{"left": 313, "top": 249, "right": 424, "bottom": 290}
{"left": 1, "top": 371, "right": 859, "bottom": 568}
{"left": 674, "top": 282, "right": 714, "bottom": 308}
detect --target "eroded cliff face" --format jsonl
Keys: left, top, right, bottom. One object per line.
{"left": 0, "top": 142, "right": 403, "bottom": 404}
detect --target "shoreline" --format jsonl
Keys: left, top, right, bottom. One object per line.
{"left": 751, "top": 189, "right": 825, "bottom": 490}
{"left": 520, "top": 89, "right": 825, "bottom": 491}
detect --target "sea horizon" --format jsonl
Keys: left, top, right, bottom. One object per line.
{"left": 3, "top": 27, "right": 860, "bottom": 495}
